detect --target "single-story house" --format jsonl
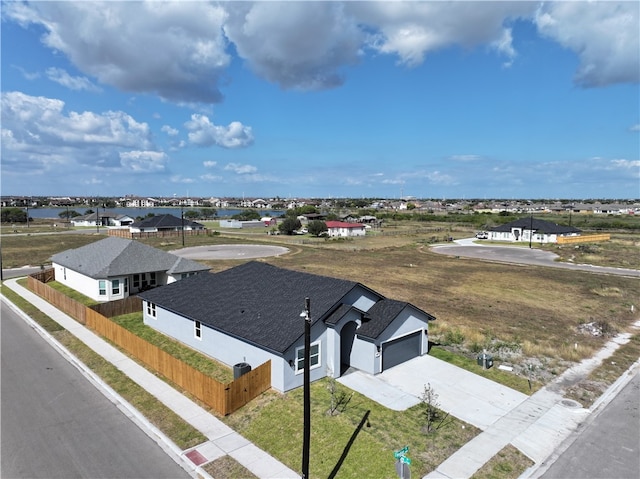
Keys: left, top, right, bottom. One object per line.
{"left": 488, "top": 218, "right": 581, "bottom": 244}
{"left": 51, "top": 237, "right": 210, "bottom": 302}
{"left": 139, "top": 261, "right": 435, "bottom": 392}
{"left": 71, "top": 211, "right": 135, "bottom": 228}
{"left": 129, "top": 214, "right": 205, "bottom": 233}
{"left": 325, "top": 221, "right": 367, "bottom": 238}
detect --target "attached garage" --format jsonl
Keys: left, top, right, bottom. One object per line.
{"left": 382, "top": 331, "right": 422, "bottom": 371}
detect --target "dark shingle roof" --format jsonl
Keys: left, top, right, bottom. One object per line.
{"left": 139, "top": 261, "right": 361, "bottom": 354}
{"left": 489, "top": 218, "right": 581, "bottom": 234}
{"left": 130, "top": 214, "right": 204, "bottom": 229}
{"left": 358, "top": 299, "right": 435, "bottom": 340}
{"left": 51, "top": 237, "right": 209, "bottom": 278}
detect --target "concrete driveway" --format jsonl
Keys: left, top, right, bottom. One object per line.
{"left": 338, "top": 354, "right": 528, "bottom": 430}
{"left": 169, "top": 244, "right": 289, "bottom": 260}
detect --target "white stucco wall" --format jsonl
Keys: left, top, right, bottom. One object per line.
{"left": 53, "top": 262, "right": 126, "bottom": 302}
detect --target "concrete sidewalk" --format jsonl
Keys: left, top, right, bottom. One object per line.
{"left": 2, "top": 278, "right": 299, "bottom": 479}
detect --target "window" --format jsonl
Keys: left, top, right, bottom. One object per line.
{"left": 295, "top": 342, "right": 321, "bottom": 373}
{"left": 133, "top": 274, "right": 140, "bottom": 289}
{"left": 98, "top": 280, "right": 106, "bottom": 296}
{"left": 146, "top": 302, "right": 156, "bottom": 318}
{"left": 124, "top": 278, "right": 128, "bottom": 293}
{"left": 63, "top": 268, "right": 66, "bottom": 280}
{"left": 194, "top": 320, "right": 202, "bottom": 339}
{"left": 112, "top": 279, "right": 120, "bottom": 295}
{"left": 150, "top": 272, "right": 157, "bottom": 286}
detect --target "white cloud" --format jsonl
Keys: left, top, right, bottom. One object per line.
{"left": 350, "top": 2, "right": 533, "bottom": 66}
{"left": 200, "top": 173, "right": 222, "bottom": 182}
{"left": 609, "top": 159, "right": 640, "bottom": 171}
{"left": 185, "top": 114, "right": 254, "bottom": 148}
{"left": 630, "top": 124, "right": 640, "bottom": 132}
{"left": 223, "top": 2, "right": 362, "bottom": 90}
{"left": 203, "top": 160, "right": 217, "bottom": 168}
{"left": 535, "top": 2, "right": 639, "bottom": 87}
{"left": 449, "top": 154, "right": 483, "bottom": 162}
{"left": 13, "top": 65, "right": 40, "bottom": 81}
{"left": 170, "top": 175, "right": 196, "bottom": 184}
{"left": 46, "top": 67, "right": 101, "bottom": 92}
{"left": 161, "top": 125, "right": 179, "bottom": 136}
{"left": 4, "top": 1, "right": 230, "bottom": 103}
{"left": 1, "top": 91, "right": 157, "bottom": 173}
{"left": 4, "top": 0, "right": 636, "bottom": 107}
{"left": 119, "top": 150, "right": 167, "bottom": 173}
{"left": 224, "top": 163, "right": 258, "bottom": 175}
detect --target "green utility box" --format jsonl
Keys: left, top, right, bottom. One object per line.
{"left": 477, "top": 353, "right": 493, "bottom": 369}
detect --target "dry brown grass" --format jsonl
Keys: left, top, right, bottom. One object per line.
{"left": 471, "top": 444, "right": 534, "bottom": 479}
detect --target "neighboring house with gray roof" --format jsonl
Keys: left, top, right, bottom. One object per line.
{"left": 488, "top": 218, "right": 581, "bottom": 244}
{"left": 139, "top": 261, "right": 435, "bottom": 392}
{"left": 51, "top": 237, "right": 210, "bottom": 302}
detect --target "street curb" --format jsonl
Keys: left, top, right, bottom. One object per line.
{"left": 1, "top": 287, "right": 212, "bottom": 479}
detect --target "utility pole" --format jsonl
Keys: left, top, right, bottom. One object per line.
{"left": 529, "top": 212, "right": 533, "bottom": 249}
{"left": 301, "top": 297, "right": 311, "bottom": 479}
{"left": 181, "top": 204, "right": 185, "bottom": 247}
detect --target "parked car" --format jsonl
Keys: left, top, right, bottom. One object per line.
{"left": 475, "top": 231, "right": 489, "bottom": 239}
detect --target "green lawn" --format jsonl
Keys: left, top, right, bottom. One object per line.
{"left": 224, "top": 378, "right": 480, "bottom": 478}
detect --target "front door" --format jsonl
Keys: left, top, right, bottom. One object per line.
{"left": 339, "top": 321, "right": 358, "bottom": 375}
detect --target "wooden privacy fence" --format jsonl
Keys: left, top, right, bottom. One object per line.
{"left": 108, "top": 229, "right": 210, "bottom": 239}
{"left": 557, "top": 233, "right": 610, "bottom": 245}
{"left": 90, "top": 296, "right": 142, "bottom": 317}
{"left": 27, "top": 273, "right": 87, "bottom": 324}
{"left": 27, "top": 273, "right": 271, "bottom": 415}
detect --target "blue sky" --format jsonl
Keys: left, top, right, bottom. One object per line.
{"left": 2, "top": 1, "right": 639, "bottom": 200}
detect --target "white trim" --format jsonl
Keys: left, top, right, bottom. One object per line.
{"left": 295, "top": 341, "right": 321, "bottom": 374}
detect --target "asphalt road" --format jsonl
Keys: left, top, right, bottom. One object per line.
{"left": 539, "top": 372, "right": 640, "bottom": 479}
{"left": 0, "top": 300, "right": 191, "bottom": 479}
{"left": 432, "top": 239, "right": 640, "bottom": 278}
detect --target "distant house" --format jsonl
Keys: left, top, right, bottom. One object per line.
{"left": 51, "top": 237, "right": 210, "bottom": 302}
{"left": 139, "top": 262, "right": 435, "bottom": 392}
{"left": 219, "top": 220, "right": 265, "bottom": 229}
{"left": 325, "top": 221, "right": 366, "bottom": 238}
{"left": 488, "top": 218, "right": 581, "bottom": 244}
{"left": 129, "top": 214, "right": 205, "bottom": 233}
{"left": 70, "top": 211, "right": 134, "bottom": 228}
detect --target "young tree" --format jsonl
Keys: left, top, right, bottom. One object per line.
{"left": 1, "top": 208, "right": 27, "bottom": 223}
{"left": 278, "top": 217, "right": 301, "bottom": 235}
{"left": 421, "top": 383, "right": 440, "bottom": 434}
{"left": 308, "top": 220, "right": 328, "bottom": 237}
{"left": 58, "top": 210, "right": 80, "bottom": 219}
{"left": 184, "top": 210, "right": 199, "bottom": 220}
{"left": 233, "top": 209, "right": 261, "bottom": 221}
{"left": 200, "top": 207, "right": 217, "bottom": 219}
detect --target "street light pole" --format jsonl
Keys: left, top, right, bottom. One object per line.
{"left": 301, "top": 297, "right": 311, "bottom": 479}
